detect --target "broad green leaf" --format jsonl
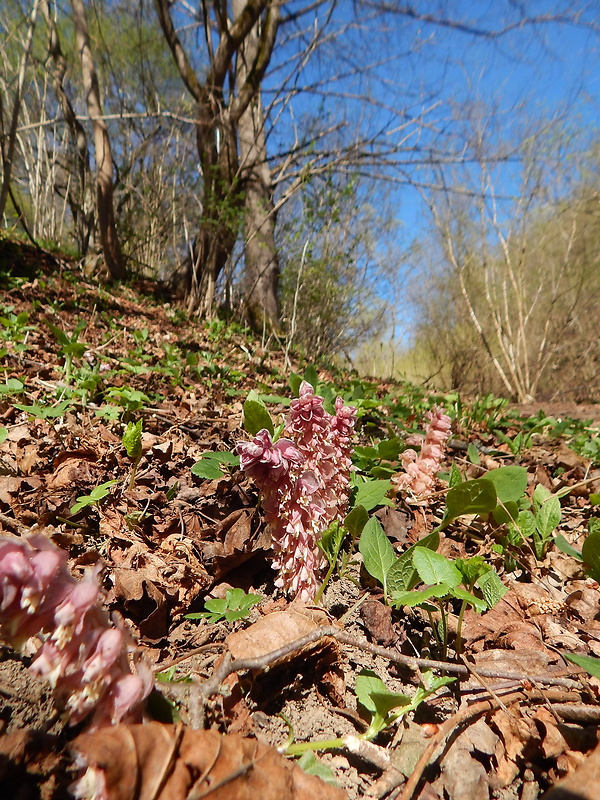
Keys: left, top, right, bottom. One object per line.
{"left": 515, "top": 509, "right": 537, "bottom": 539}
{"left": 303, "top": 365, "right": 319, "bottom": 390}
{"left": 359, "top": 517, "right": 395, "bottom": 594}
{"left": 377, "top": 437, "right": 402, "bottom": 461}
{"left": 554, "top": 534, "right": 583, "bottom": 561}
{"left": 476, "top": 569, "right": 509, "bottom": 608}
{"left": 412, "top": 547, "right": 461, "bottom": 588}
{"left": 492, "top": 501, "right": 519, "bottom": 525}
{"left": 355, "top": 670, "right": 410, "bottom": 716}
{"left": 191, "top": 458, "right": 226, "bottom": 480}
{"left": 467, "top": 442, "right": 481, "bottom": 465}
{"left": 0, "top": 378, "right": 24, "bottom": 394}
{"left": 535, "top": 495, "right": 561, "bottom": 539}
{"left": 297, "top": 753, "right": 339, "bottom": 787}
{"left": 391, "top": 585, "right": 449, "bottom": 608}
{"left": 386, "top": 531, "right": 440, "bottom": 595}
{"left": 353, "top": 479, "right": 393, "bottom": 511}
{"left": 0, "top": 427, "right": 7, "bottom": 444}
{"left": 582, "top": 530, "right": 600, "bottom": 582}
{"left": 451, "top": 586, "right": 487, "bottom": 613}
{"left": 532, "top": 483, "right": 551, "bottom": 512}
{"left": 481, "top": 466, "right": 528, "bottom": 503}
{"left": 242, "top": 393, "right": 274, "bottom": 436}
{"left": 289, "top": 372, "right": 302, "bottom": 396}
{"left": 590, "top": 494, "right": 600, "bottom": 506}
{"left": 564, "top": 652, "right": 600, "bottom": 680}
{"left": 444, "top": 479, "right": 497, "bottom": 524}
{"left": 344, "top": 505, "right": 369, "bottom": 537}
{"left": 449, "top": 462, "right": 463, "bottom": 488}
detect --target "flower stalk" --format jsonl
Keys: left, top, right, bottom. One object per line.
{"left": 237, "top": 382, "right": 356, "bottom": 602}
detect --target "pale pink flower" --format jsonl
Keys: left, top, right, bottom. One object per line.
{"left": 393, "top": 407, "right": 452, "bottom": 498}
{"left": 237, "top": 382, "right": 357, "bottom": 601}
{"left": 0, "top": 534, "right": 150, "bottom": 729}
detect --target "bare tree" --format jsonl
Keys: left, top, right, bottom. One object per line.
{"left": 0, "top": 0, "right": 40, "bottom": 222}
{"left": 235, "top": 0, "right": 280, "bottom": 331}
{"left": 154, "top": 0, "right": 280, "bottom": 318}
{"left": 71, "top": 0, "right": 125, "bottom": 280}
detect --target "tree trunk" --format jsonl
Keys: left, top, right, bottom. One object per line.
{"left": 185, "top": 100, "right": 242, "bottom": 316}
{"left": 71, "top": 0, "right": 125, "bottom": 280}
{"left": 235, "top": 5, "right": 280, "bottom": 331}
{"left": 41, "top": 0, "right": 93, "bottom": 255}
{"left": 0, "top": 0, "right": 40, "bottom": 222}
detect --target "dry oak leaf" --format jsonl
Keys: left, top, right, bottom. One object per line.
{"left": 226, "top": 605, "right": 333, "bottom": 665}
{"left": 72, "top": 723, "right": 346, "bottom": 800}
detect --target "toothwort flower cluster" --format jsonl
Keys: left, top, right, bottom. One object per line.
{"left": 237, "top": 382, "right": 356, "bottom": 602}
{"left": 0, "top": 534, "right": 152, "bottom": 728}
{"left": 393, "top": 407, "right": 452, "bottom": 498}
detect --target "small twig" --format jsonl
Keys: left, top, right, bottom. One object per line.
{"left": 154, "top": 643, "right": 225, "bottom": 674}
{"left": 194, "top": 626, "right": 581, "bottom": 702}
{"left": 398, "top": 691, "right": 526, "bottom": 800}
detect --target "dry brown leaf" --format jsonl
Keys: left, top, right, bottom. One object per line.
{"left": 226, "top": 606, "right": 332, "bottom": 664}
{"left": 542, "top": 740, "right": 600, "bottom": 799}
{"left": 71, "top": 723, "right": 346, "bottom": 800}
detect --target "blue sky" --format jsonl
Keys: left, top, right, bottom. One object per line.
{"left": 267, "top": 1, "right": 600, "bottom": 341}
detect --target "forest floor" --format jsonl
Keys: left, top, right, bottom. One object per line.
{"left": 1, "top": 238, "right": 600, "bottom": 800}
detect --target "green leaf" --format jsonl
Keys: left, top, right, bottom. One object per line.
{"left": 449, "top": 462, "right": 463, "bottom": 488}
{"left": 443, "top": 479, "right": 497, "bottom": 525}
{"left": 480, "top": 466, "right": 528, "bottom": 503}
{"left": 582, "top": 531, "right": 600, "bottom": 582}
{"left": 191, "top": 452, "right": 239, "bottom": 480}
{"left": 554, "top": 534, "right": 583, "bottom": 561}
{"left": 289, "top": 372, "right": 302, "bottom": 396}
{"left": 0, "top": 378, "right": 24, "bottom": 394}
{"left": 353, "top": 479, "right": 393, "bottom": 511}
{"left": 46, "top": 320, "right": 71, "bottom": 346}
{"left": 492, "top": 501, "right": 519, "bottom": 525}
{"left": 455, "top": 556, "right": 487, "bottom": 587}
{"left": 355, "top": 670, "right": 410, "bottom": 717}
{"left": 515, "top": 509, "right": 537, "bottom": 539}
{"left": 589, "top": 518, "right": 600, "bottom": 536}
{"left": 386, "top": 531, "right": 440, "bottom": 595}
{"left": 243, "top": 391, "right": 274, "bottom": 436}
{"left": 359, "top": 517, "right": 396, "bottom": 596}
{"left": 303, "top": 365, "right": 319, "bottom": 390}
{"left": 563, "top": 652, "right": 600, "bottom": 680}
{"left": 318, "top": 522, "right": 346, "bottom": 564}
{"left": 412, "top": 547, "right": 462, "bottom": 588}
{"left": 590, "top": 494, "right": 600, "bottom": 506}
{"left": 535, "top": 495, "right": 561, "bottom": 539}
{"left": 122, "top": 420, "right": 143, "bottom": 460}
{"left": 377, "top": 437, "right": 402, "bottom": 461}
{"left": 391, "top": 585, "right": 449, "bottom": 608}
{"left": 467, "top": 442, "right": 481, "bottom": 465}
{"left": 0, "top": 427, "right": 7, "bottom": 444}
{"left": 296, "top": 753, "right": 339, "bottom": 787}
{"left": 476, "top": 569, "right": 509, "bottom": 608}
{"left": 344, "top": 505, "right": 369, "bottom": 537}
{"left": 450, "top": 586, "right": 487, "bottom": 613}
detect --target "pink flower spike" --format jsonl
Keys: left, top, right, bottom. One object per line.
{"left": 393, "top": 407, "right": 452, "bottom": 499}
